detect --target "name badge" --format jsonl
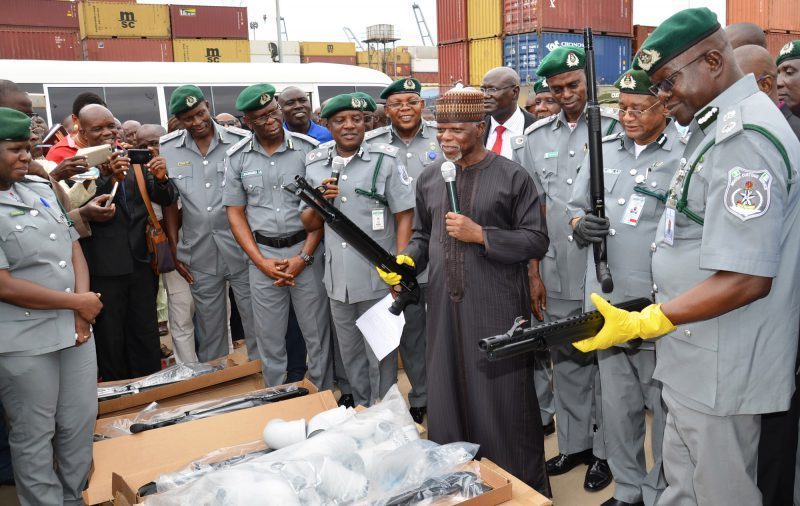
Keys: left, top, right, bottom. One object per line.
{"left": 544, "top": 151, "right": 558, "bottom": 159}
{"left": 372, "top": 209, "right": 385, "bottom": 231}
{"left": 621, "top": 194, "right": 646, "bottom": 227}
{"left": 663, "top": 207, "right": 675, "bottom": 246}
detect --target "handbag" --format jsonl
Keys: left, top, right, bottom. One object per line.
{"left": 132, "top": 163, "right": 176, "bottom": 274}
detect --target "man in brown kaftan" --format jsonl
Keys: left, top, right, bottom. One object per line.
{"left": 385, "top": 87, "right": 551, "bottom": 494}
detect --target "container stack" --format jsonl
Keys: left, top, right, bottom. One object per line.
{"left": 726, "top": 0, "right": 800, "bottom": 56}
{"left": 78, "top": 1, "right": 174, "bottom": 62}
{"left": 300, "top": 42, "right": 357, "bottom": 65}
{"left": 0, "top": 0, "right": 82, "bottom": 61}
{"left": 355, "top": 46, "right": 418, "bottom": 78}
{"left": 170, "top": 5, "right": 250, "bottom": 63}
{"left": 437, "top": 0, "right": 469, "bottom": 88}
{"left": 409, "top": 46, "right": 439, "bottom": 85}
{"left": 250, "top": 41, "right": 301, "bottom": 64}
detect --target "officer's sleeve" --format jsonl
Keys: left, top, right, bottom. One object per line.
{"left": 384, "top": 158, "right": 416, "bottom": 214}
{"left": 0, "top": 244, "right": 9, "bottom": 270}
{"left": 567, "top": 153, "right": 592, "bottom": 218}
{"left": 221, "top": 154, "right": 247, "bottom": 207}
{"left": 699, "top": 134, "right": 786, "bottom": 277}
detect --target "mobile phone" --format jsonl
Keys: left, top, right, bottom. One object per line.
{"left": 105, "top": 182, "right": 119, "bottom": 208}
{"left": 76, "top": 144, "right": 113, "bottom": 168}
{"left": 127, "top": 149, "right": 153, "bottom": 165}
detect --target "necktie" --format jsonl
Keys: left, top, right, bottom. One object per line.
{"left": 491, "top": 125, "right": 506, "bottom": 155}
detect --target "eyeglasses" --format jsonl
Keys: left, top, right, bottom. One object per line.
{"left": 479, "top": 85, "right": 516, "bottom": 95}
{"left": 385, "top": 99, "right": 423, "bottom": 111}
{"left": 648, "top": 52, "right": 707, "bottom": 96}
{"left": 249, "top": 108, "right": 283, "bottom": 126}
{"left": 611, "top": 100, "right": 662, "bottom": 118}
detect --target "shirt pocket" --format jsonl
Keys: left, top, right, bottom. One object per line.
{"left": 242, "top": 174, "right": 265, "bottom": 205}
{"left": 0, "top": 218, "right": 40, "bottom": 265}
{"left": 419, "top": 150, "right": 439, "bottom": 167}
{"left": 538, "top": 157, "right": 559, "bottom": 195}
{"left": 603, "top": 168, "right": 621, "bottom": 194}
{"left": 170, "top": 165, "right": 194, "bottom": 195}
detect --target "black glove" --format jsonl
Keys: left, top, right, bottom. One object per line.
{"left": 573, "top": 214, "right": 610, "bottom": 247}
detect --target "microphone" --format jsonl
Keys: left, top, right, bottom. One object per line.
{"left": 330, "top": 156, "right": 345, "bottom": 186}
{"left": 441, "top": 161, "right": 460, "bottom": 214}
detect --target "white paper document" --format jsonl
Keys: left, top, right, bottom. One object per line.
{"left": 356, "top": 294, "right": 406, "bottom": 360}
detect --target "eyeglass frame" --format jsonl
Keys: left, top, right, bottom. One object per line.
{"left": 247, "top": 106, "right": 283, "bottom": 126}
{"left": 648, "top": 52, "right": 708, "bottom": 96}
{"left": 611, "top": 99, "right": 663, "bottom": 119}
{"left": 385, "top": 98, "right": 424, "bottom": 111}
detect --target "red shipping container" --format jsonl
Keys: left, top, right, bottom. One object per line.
{"left": 582, "top": 0, "right": 633, "bottom": 36}
{"left": 301, "top": 55, "right": 357, "bottom": 65}
{"left": 438, "top": 0, "right": 468, "bottom": 44}
{"left": 411, "top": 71, "right": 440, "bottom": 84}
{"left": 169, "top": 5, "right": 248, "bottom": 39}
{"left": 0, "top": 27, "right": 81, "bottom": 60}
{"left": 82, "top": 38, "right": 174, "bottom": 62}
{"left": 633, "top": 24, "right": 656, "bottom": 54}
{"left": 438, "top": 42, "right": 469, "bottom": 87}
{"left": 1, "top": 0, "right": 79, "bottom": 29}
{"left": 727, "top": 0, "right": 800, "bottom": 35}
{"left": 504, "top": 0, "right": 632, "bottom": 36}
{"left": 767, "top": 32, "right": 800, "bottom": 58}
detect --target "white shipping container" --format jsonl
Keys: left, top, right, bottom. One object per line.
{"left": 411, "top": 58, "right": 438, "bottom": 73}
{"left": 407, "top": 45, "right": 438, "bottom": 59}
{"left": 250, "top": 40, "right": 301, "bottom": 63}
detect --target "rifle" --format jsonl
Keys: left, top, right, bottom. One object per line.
{"left": 128, "top": 386, "right": 309, "bottom": 434}
{"left": 283, "top": 175, "right": 420, "bottom": 315}
{"left": 478, "top": 298, "right": 652, "bottom": 361}
{"left": 584, "top": 27, "right": 614, "bottom": 293}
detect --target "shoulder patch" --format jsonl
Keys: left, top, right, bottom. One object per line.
{"left": 511, "top": 135, "right": 526, "bottom": 149}
{"left": 159, "top": 129, "right": 183, "bottom": 144}
{"left": 602, "top": 132, "right": 624, "bottom": 143}
{"left": 523, "top": 115, "right": 557, "bottom": 135}
{"left": 365, "top": 125, "right": 391, "bottom": 141}
{"left": 305, "top": 148, "right": 328, "bottom": 165}
{"left": 369, "top": 143, "right": 398, "bottom": 157}
{"left": 715, "top": 106, "right": 743, "bottom": 143}
{"left": 287, "top": 130, "right": 320, "bottom": 148}
{"left": 225, "top": 136, "right": 251, "bottom": 157}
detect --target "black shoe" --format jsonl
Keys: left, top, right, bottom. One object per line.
{"left": 337, "top": 394, "right": 354, "bottom": 408}
{"left": 409, "top": 406, "right": 427, "bottom": 424}
{"left": 601, "top": 499, "right": 643, "bottom": 506}
{"left": 545, "top": 448, "right": 593, "bottom": 476}
{"left": 584, "top": 457, "right": 613, "bottom": 491}
{"left": 543, "top": 420, "right": 555, "bottom": 436}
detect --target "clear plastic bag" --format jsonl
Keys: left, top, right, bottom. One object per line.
{"left": 97, "top": 362, "right": 222, "bottom": 400}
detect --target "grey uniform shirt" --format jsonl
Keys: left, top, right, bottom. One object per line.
{"left": 366, "top": 120, "right": 441, "bottom": 284}
{"left": 512, "top": 109, "right": 621, "bottom": 301}
{"left": 222, "top": 129, "right": 318, "bottom": 236}
{"left": 305, "top": 142, "right": 416, "bottom": 304}
{"left": 0, "top": 179, "right": 79, "bottom": 355}
{"left": 568, "top": 128, "right": 683, "bottom": 349}
{"left": 651, "top": 75, "right": 800, "bottom": 416}
{"left": 160, "top": 123, "right": 249, "bottom": 275}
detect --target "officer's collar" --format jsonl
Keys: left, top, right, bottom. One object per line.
{"left": 694, "top": 74, "right": 759, "bottom": 134}
{"left": 250, "top": 129, "right": 293, "bottom": 155}
{"left": 554, "top": 108, "right": 585, "bottom": 130}
{"left": 326, "top": 143, "right": 367, "bottom": 165}
{"left": 621, "top": 120, "right": 674, "bottom": 153}
{"left": 391, "top": 121, "right": 425, "bottom": 143}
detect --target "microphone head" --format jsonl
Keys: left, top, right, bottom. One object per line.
{"left": 331, "top": 156, "right": 345, "bottom": 174}
{"left": 440, "top": 161, "right": 457, "bottom": 182}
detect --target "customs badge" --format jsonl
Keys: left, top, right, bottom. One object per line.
{"left": 724, "top": 167, "right": 772, "bottom": 221}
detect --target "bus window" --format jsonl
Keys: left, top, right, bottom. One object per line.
{"left": 165, "top": 86, "right": 213, "bottom": 116}
{"left": 47, "top": 86, "right": 103, "bottom": 125}
{"left": 104, "top": 87, "right": 160, "bottom": 125}
{"left": 210, "top": 86, "right": 247, "bottom": 118}
{"left": 318, "top": 86, "right": 355, "bottom": 104}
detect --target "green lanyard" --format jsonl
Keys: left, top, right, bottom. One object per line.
{"left": 354, "top": 153, "right": 388, "bottom": 206}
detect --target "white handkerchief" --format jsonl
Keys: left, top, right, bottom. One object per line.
{"left": 356, "top": 294, "right": 405, "bottom": 360}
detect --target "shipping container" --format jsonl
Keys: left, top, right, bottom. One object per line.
{"left": 169, "top": 5, "right": 248, "bottom": 39}
{"left": 438, "top": 0, "right": 468, "bottom": 44}
{"left": 468, "top": 0, "right": 503, "bottom": 39}
{"left": 504, "top": 0, "right": 633, "bottom": 36}
{"left": 78, "top": 2, "right": 170, "bottom": 38}
{"left": 408, "top": 46, "right": 438, "bottom": 59}
{"left": 767, "top": 32, "right": 800, "bottom": 58}
{"left": 412, "top": 57, "right": 439, "bottom": 73}
{"left": 300, "top": 42, "right": 356, "bottom": 57}
{"left": 172, "top": 39, "right": 250, "bottom": 63}
{"left": 633, "top": 25, "right": 656, "bottom": 55}
{"left": 411, "top": 71, "right": 440, "bottom": 84}
{"left": 301, "top": 55, "right": 357, "bottom": 65}
{"left": 2, "top": 0, "right": 79, "bottom": 29}
{"left": 438, "top": 42, "right": 469, "bottom": 86}
{"left": 82, "top": 37, "right": 173, "bottom": 62}
{"left": 0, "top": 27, "right": 81, "bottom": 60}
{"left": 469, "top": 37, "right": 503, "bottom": 85}
{"left": 727, "top": 0, "right": 800, "bottom": 34}
{"left": 503, "top": 32, "right": 631, "bottom": 84}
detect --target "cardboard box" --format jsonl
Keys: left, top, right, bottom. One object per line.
{"left": 481, "top": 458, "right": 552, "bottom": 506}
{"left": 113, "top": 457, "right": 512, "bottom": 505}
{"left": 97, "top": 354, "right": 262, "bottom": 417}
{"left": 85, "top": 388, "right": 338, "bottom": 505}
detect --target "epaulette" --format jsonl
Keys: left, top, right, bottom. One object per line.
{"left": 424, "top": 119, "right": 438, "bottom": 129}
{"left": 602, "top": 132, "right": 624, "bottom": 143}
{"left": 511, "top": 135, "right": 526, "bottom": 150}
{"left": 23, "top": 174, "right": 50, "bottom": 184}
{"left": 226, "top": 136, "right": 251, "bottom": 157}
{"left": 369, "top": 142, "right": 398, "bottom": 157}
{"left": 159, "top": 129, "right": 183, "bottom": 144}
{"left": 225, "top": 126, "right": 251, "bottom": 137}
{"left": 365, "top": 125, "right": 391, "bottom": 141}
{"left": 523, "top": 114, "right": 557, "bottom": 135}
{"left": 600, "top": 107, "right": 618, "bottom": 119}
{"left": 306, "top": 147, "right": 329, "bottom": 164}
{"left": 715, "top": 105, "right": 743, "bottom": 144}
{"left": 318, "top": 139, "right": 335, "bottom": 150}
{"left": 287, "top": 130, "right": 320, "bottom": 148}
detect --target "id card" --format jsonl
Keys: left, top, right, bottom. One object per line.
{"left": 621, "top": 194, "right": 646, "bottom": 227}
{"left": 663, "top": 207, "right": 675, "bottom": 246}
{"left": 372, "top": 208, "right": 385, "bottom": 231}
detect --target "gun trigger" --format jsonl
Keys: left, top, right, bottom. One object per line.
{"left": 506, "top": 316, "right": 528, "bottom": 336}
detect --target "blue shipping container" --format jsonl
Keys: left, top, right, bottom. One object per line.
{"left": 503, "top": 32, "right": 631, "bottom": 85}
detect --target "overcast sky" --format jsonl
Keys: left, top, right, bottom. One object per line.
{"left": 140, "top": 0, "right": 727, "bottom": 46}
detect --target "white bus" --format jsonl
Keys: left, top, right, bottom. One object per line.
{"left": 1, "top": 59, "right": 393, "bottom": 126}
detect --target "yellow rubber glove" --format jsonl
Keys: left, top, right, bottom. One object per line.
{"left": 573, "top": 293, "right": 676, "bottom": 352}
{"left": 376, "top": 255, "right": 416, "bottom": 286}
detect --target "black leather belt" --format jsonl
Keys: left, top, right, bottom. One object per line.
{"left": 254, "top": 230, "right": 307, "bottom": 249}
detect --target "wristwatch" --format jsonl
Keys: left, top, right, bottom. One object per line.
{"left": 299, "top": 251, "right": 314, "bottom": 266}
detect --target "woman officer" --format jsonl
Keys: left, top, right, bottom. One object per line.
{"left": 0, "top": 107, "right": 103, "bottom": 505}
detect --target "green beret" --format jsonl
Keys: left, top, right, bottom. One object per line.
{"left": 0, "top": 107, "right": 31, "bottom": 141}
{"left": 352, "top": 92, "right": 377, "bottom": 112}
{"left": 379, "top": 77, "right": 422, "bottom": 100}
{"left": 533, "top": 78, "right": 551, "bottom": 94}
{"left": 235, "top": 84, "right": 277, "bottom": 112}
{"left": 776, "top": 40, "right": 800, "bottom": 67}
{"left": 614, "top": 69, "right": 654, "bottom": 95}
{"left": 537, "top": 46, "right": 585, "bottom": 78}
{"left": 321, "top": 93, "right": 374, "bottom": 119}
{"left": 633, "top": 7, "right": 720, "bottom": 74}
{"left": 169, "top": 85, "right": 205, "bottom": 116}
